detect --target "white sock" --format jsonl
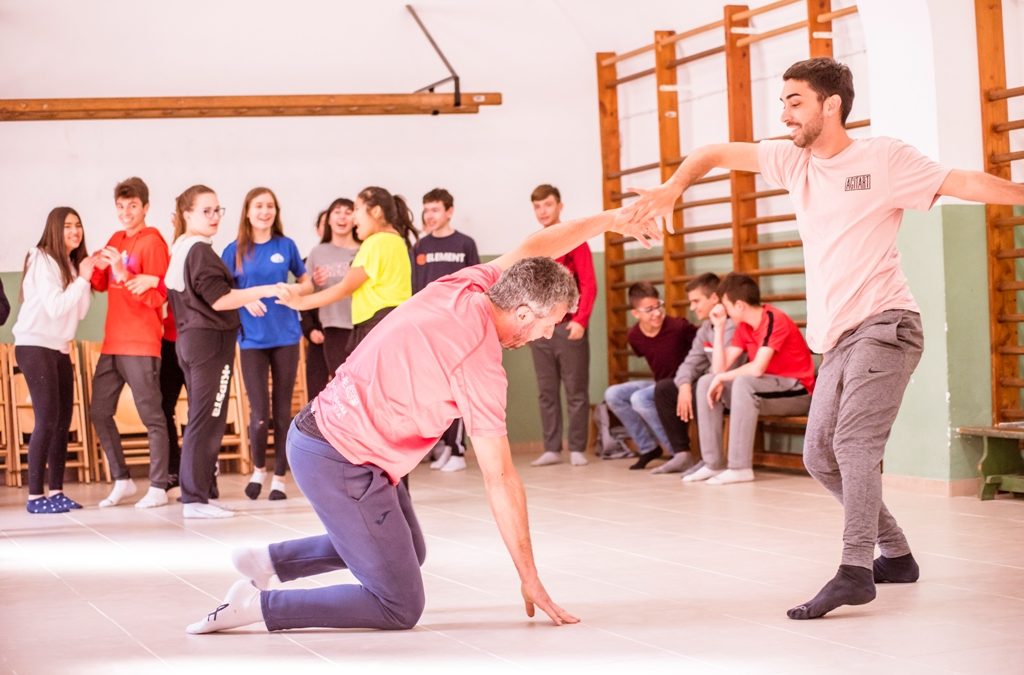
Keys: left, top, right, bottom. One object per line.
{"left": 570, "top": 451, "right": 589, "bottom": 466}
{"left": 183, "top": 502, "right": 235, "bottom": 519}
{"left": 440, "top": 455, "right": 466, "bottom": 472}
{"left": 186, "top": 580, "right": 263, "bottom": 634}
{"left": 249, "top": 468, "right": 267, "bottom": 485}
{"left": 682, "top": 465, "right": 724, "bottom": 483}
{"left": 135, "top": 486, "right": 169, "bottom": 509}
{"left": 706, "top": 468, "right": 755, "bottom": 485}
{"left": 232, "top": 546, "right": 276, "bottom": 590}
{"left": 99, "top": 479, "right": 137, "bottom": 507}
{"left": 430, "top": 445, "right": 452, "bottom": 470}
{"left": 270, "top": 477, "right": 286, "bottom": 494}
{"left": 531, "top": 451, "right": 563, "bottom": 467}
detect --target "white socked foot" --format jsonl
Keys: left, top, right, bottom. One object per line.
{"left": 186, "top": 580, "right": 263, "bottom": 634}
{"left": 135, "top": 486, "right": 169, "bottom": 509}
{"left": 183, "top": 502, "right": 235, "bottom": 519}
{"left": 99, "top": 479, "right": 137, "bottom": 508}
{"left": 531, "top": 451, "right": 562, "bottom": 467}
{"left": 440, "top": 455, "right": 466, "bottom": 472}
{"left": 268, "top": 477, "right": 287, "bottom": 501}
{"left": 231, "top": 545, "right": 275, "bottom": 590}
{"left": 706, "top": 468, "right": 755, "bottom": 485}
{"left": 682, "top": 465, "right": 723, "bottom": 483}
{"left": 570, "top": 451, "right": 589, "bottom": 466}
{"left": 651, "top": 451, "right": 695, "bottom": 474}
{"left": 430, "top": 445, "right": 452, "bottom": 470}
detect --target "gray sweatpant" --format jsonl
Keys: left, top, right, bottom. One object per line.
{"left": 803, "top": 310, "right": 923, "bottom": 569}
{"left": 90, "top": 353, "right": 170, "bottom": 488}
{"left": 694, "top": 373, "right": 811, "bottom": 470}
{"left": 529, "top": 323, "right": 590, "bottom": 454}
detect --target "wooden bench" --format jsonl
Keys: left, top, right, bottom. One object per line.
{"left": 956, "top": 426, "right": 1024, "bottom": 500}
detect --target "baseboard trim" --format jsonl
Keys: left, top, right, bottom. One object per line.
{"left": 882, "top": 473, "right": 981, "bottom": 497}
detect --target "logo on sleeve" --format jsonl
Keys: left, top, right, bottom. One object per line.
{"left": 270, "top": 253, "right": 286, "bottom": 263}
{"left": 844, "top": 174, "right": 871, "bottom": 191}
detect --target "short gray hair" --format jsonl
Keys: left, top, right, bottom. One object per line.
{"left": 487, "top": 257, "right": 580, "bottom": 318}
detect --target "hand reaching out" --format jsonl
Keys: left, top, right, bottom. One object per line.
{"left": 244, "top": 300, "right": 268, "bottom": 317}
{"left": 623, "top": 183, "right": 683, "bottom": 234}
{"left": 520, "top": 578, "right": 580, "bottom": 626}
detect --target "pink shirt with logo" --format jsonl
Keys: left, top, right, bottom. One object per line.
{"left": 758, "top": 137, "right": 950, "bottom": 353}
{"left": 313, "top": 264, "right": 508, "bottom": 484}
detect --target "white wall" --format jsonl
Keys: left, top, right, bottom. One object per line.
{"left": 1, "top": 0, "right": 1020, "bottom": 272}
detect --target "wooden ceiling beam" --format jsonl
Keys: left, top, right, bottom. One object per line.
{"left": 0, "top": 92, "right": 503, "bottom": 121}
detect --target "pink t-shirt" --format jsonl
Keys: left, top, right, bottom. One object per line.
{"left": 758, "top": 137, "right": 950, "bottom": 353}
{"left": 312, "top": 264, "right": 508, "bottom": 484}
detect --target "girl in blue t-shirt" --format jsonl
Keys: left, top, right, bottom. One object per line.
{"left": 222, "top": 187, "right": 308, "bottom": 501}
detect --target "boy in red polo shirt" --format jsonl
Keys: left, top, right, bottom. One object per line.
{"left": 685, "top": 273, "right": 814, "bottom": 485}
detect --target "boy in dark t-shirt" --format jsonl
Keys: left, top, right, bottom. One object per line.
{"left": 410, "top": 188, "right": 480, "bottom": 472}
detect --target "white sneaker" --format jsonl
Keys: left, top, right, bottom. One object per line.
{"left": 570, "top": 451, "right": 589, "bottom": 466}
{"left": 440, "top": 455, "right": 466, "bottom": 472}
{"left": 430, "top": 445, "right": 452, "bottom": 470}
{"left": 99, "top": 479, "right": 137, "bottom": 508}
{"left": 185, "top": 580, "right": 262, "bottom": 634}
{"left": 183, "top": 502, "right": 236, "bottom": 519}
{"left": 706, "top": 468, "right": 755, "bottom": 485}
{"left": 682, "top": 465, "right": 724, "bottom": 483}
{"left": 531, "top": 451, "right": 563, "bottom": 467}
{"left": 135, "top": 486, "right": 169, "bottom": 509}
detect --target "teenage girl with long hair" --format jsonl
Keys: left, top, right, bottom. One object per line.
{"left": 165, "top": 185, "right": 283, "bottom": 519}
{"left": 12, "top": 207, "right": 97, "bottom": 513}
{"left": 221, "top": 187, "right": 308, "bottom": 501}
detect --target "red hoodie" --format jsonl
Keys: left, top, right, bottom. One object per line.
{"left": 90, "top": 226, "right": 169, "bottom": 357}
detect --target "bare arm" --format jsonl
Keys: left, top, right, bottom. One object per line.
{"left": 489, "top": 209, "right": 659, "bottom": 272}
{"left": 717, "top": 346, "right": 774, "bottom": 382}
{"left": 281, "top": 267, "right": 369, "bottom": 311}
{"left": 472, "top": 434, "right": 579, "bottom": 626}
{"left": 628, "top": 143, "right": 761, "bottom": 227}
{"left": 211, "top": 284, "right": 282, "bottom": 311}
{"left": 938, "top": 169, "right": 1024, "bottom": 205}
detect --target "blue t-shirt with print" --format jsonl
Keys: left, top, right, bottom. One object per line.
{"left": 221, "top": 236, "right": 306, "bottom": 349}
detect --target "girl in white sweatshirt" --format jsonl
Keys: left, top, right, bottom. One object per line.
{"left": 12, "top": 207, "right": 98, "bottom": 513}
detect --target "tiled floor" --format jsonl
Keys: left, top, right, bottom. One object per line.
{"left": 2, "top": 451, "right": 1023, "bottom": 674}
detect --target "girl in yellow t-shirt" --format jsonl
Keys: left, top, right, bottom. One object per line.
{"left": 284, "top": 186, "right": 416, "bottom": 354}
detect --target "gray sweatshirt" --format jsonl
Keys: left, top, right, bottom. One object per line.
{"left": 673, "top": 319, "right": 743, "bottom": 387}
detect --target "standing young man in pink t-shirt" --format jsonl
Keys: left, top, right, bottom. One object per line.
{"left": 184, "top": 207, "right": 660, "bottom": 635}
{"left": 629, "top": 57, "right": 1024, "bottom": 620}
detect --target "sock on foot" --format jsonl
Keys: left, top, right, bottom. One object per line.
{"left": 570, "top": 451, "right": 589, "bottom": 466}
{"left": 135, "top": 486, "right": 169, "bottom": 509}
{"left": 48, "top": 492, "right": 83, "bottom": 510}
{"left": 682, "top": 465, "right": 722, "bottom": 483}
{"left": 186, "top": 580, "right": 263, "bottom": 634}
{"left": 440, "top": 455, "right": 467, "bottom": 472}
{"left": 873, "top": 552, "right": 920, "bottom": 584}
{"left": 430, "top": 445, "right": 452, "bottom": 470}
{"left": 26, "top": 496, "right": 69, "bottom": 514}
{"left": 706, "top": 468, "right": 755, "bottom": 485}
{"left": 629, "top": 449, "right": 663, "bottom": 470}
{"left": 268, "top": 477, "right": 287, "bottom": 501}
{"left": 231, "top": 546, "right": 275, "bottom": 590}
{"left": 787, "top": 565, "right": 876, "bottom": 620}
{"left": 650, "top": 451, "right": 694, "bottom": 474}
{"left": 183, "top": 502, "right": 236, "bottom": 519}
{"left": 99, "top": 479, "right": 137, "bottom": 508}
{"left": 245, "top": 469, "right": 266, "bottom": 500}
{"left": 531, "top": 451, "right": 562, "bottom": 467}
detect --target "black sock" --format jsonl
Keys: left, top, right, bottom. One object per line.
{"left": 629, "top": 449, "right": 662, "bottom": 470}
{"left": 787, "top": 565, "right": 876, "bottom": 620}
{"left": 873, "top": 553, "right": 919, "bottom": 583}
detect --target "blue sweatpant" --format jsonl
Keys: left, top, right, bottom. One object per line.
{"left": 260, "top": 422, "right": 427, "bottom": 630}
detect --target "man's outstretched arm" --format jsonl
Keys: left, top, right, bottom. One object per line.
{"left": 938, "top": 169, "right": 1024, "bottom": 205}
{"left": 472, "top": 434, "right": 580, "bottom": 626}
{"left": 627, "top": 142, "right": 761, "bottom": 227}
